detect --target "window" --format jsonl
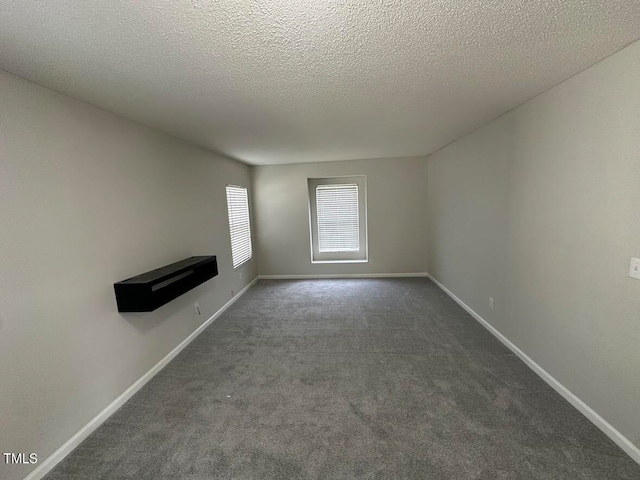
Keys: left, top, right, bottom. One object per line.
{"left": 308, "top": 176, "right": 367, "bottom": 263}
{"left": 226, "top": 185, "right": 252, "bottom": 269}
{"left": 317, "top": 184, "right": 360, "bottom": 252}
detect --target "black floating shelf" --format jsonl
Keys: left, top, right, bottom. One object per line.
{"left": 114, "top": 256, "right": 218, "bottom": 312}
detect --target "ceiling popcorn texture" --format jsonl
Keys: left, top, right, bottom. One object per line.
{"left": 1, "top": 1, "right": 639, "bottom": 165}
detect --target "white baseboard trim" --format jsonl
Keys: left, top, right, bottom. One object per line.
{"left": 426, "top": 273, "right": 640, "bottom": 465}
{"left": 258, "top": 273, "right": 429, "bottom": 280}
{"left": 24, "top": 277, "right": 259, "bottom": 480}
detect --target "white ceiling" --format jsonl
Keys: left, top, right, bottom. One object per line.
{"left": 1, "top": 1, "right": 639, "bottom": 165}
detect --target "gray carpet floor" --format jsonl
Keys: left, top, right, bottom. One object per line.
{"left": 45, "top": 279, "right": 640, "bottom": 479}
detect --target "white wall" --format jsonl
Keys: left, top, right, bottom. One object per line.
{"left": 0, "top": 71, "right": 257, "bottom": 480}
{"left": 252, "top": 157, "right": 428, "bottom": 276}
{"left": 427, "top": 39, "right": 640, "bottom": 449}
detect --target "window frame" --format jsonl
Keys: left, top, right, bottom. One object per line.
{"left": 307, "top": 175, "right": 368, "bottom": 263}
{"left": 225, "top": 184, "right": 253, "bottom": 270}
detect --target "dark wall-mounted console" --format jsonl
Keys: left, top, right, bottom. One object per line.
{"left": 114, "top": 256, "right": 218, "bottom": 312}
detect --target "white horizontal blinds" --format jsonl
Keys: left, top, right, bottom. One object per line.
{"left": 316, "top": 183, "right": 360, "bottom": 252}
{"left": 226, "top": 185, "right": 252, "bottom": 268}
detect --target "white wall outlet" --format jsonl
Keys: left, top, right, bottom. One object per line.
{"left": 629, "top": 257, "right": 640, "bottom": 280}
{"left": 239, "top": 270, "right": 243, "bottom": 280}
{"left": 194, "top": 302, "right": 201, "bottom": 315}
{"left": 489, "top": 297, "right": 494, "bottom": 309}
{"left": 231, "top": 290, "right": 235, "bottom": 297}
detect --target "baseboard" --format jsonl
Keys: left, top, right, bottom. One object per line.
{"left": 426, "top": 274, "right": 640, "bottom": 465}
{"left": 258, "top": 273, "right": 429, "bottom": 280}
{"left": 23, "top": 276, "right": 259, "bottom": 480}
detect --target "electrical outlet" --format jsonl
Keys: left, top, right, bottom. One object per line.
{"left": 629, "top": 257, "right": 640, "bottom": 280}
{"left": 194, "top": 302, "right": 201, "bottom": 315}
{"left": 231, "top": 290, "right": 235, "bottom": 297}
{"left": 239, "top": 270, "right": 243, "bottom": 280}
{"left": 489, "top": 297, "right": 494, "bottom": 309}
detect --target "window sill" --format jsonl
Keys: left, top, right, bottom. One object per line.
{"left": 311, "top": 259, "right": 369, "bottom": 264}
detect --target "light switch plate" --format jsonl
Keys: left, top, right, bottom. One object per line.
{"left": 629, "top": 257, "right": 640, "bottom": 280}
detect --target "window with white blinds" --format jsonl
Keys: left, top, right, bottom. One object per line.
{"left": 225, "top": 185, "right": 252, "bottom": 269}
{"left": 308, "top": 176, "right": 367, "bottom": 262}
{"left": 316, "top": 184, "right": 360, "bottom": 252}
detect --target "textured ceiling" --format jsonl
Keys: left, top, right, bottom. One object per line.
{"left": 1, "top": 1, "right": 640, "bottom": 165}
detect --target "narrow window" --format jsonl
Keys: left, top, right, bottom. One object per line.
{"left": 316, "top": 184, "right": 360, "bottom": 252}
{"left": 226, "top": 185, "right": 252, "bottom": 269}
{"left": 308, "top": 176, "right": 367, "bottom": 263}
